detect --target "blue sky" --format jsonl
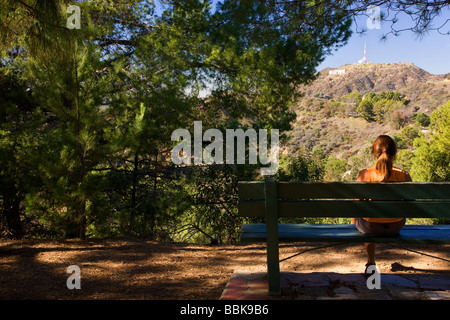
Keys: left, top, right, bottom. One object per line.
{"left": 318, "top": 7, "right": 450, "bottom": 75}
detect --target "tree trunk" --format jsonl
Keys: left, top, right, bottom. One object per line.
{"left": 130, "top": 153, "right": 139, "bottom": 229}
{"left": 79, "top": 201, "right": 87, "bottom": 240}
{"left": 3, "top": 195, "right": 23, "bottom": 239}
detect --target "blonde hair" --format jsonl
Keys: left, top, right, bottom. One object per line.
{"left": 371, "top": 135, "right": 397, "bottom": 181}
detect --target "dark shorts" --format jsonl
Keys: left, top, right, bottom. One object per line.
{"left": 356, "top": 218, "right": 406, "bottom": 236}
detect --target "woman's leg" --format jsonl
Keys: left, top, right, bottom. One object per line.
{"left": 365, "top": 243, "right": 376, "bottom": 265}
{"left": 356, "top": 219, "right": 377, "bottom": 270}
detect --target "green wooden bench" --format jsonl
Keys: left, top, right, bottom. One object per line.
{"left": 238, "top": 178, "right": 450, "bottom": 295}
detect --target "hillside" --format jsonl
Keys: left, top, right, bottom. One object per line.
{"left": 285, "top": 62, "right": 450, "bottom": 179}
{"left": 301, "top": 62, "right": 449, "bottom": 101}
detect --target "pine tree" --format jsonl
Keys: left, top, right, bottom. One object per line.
{"left": 16, "top": 1, "right": 144, "bottom": 239}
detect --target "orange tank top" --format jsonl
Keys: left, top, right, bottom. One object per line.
{"left": 363, "top": 166, "right": 409, "bottom": 223}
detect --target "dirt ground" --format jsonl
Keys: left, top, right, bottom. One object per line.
{"left": 0, "top": 238, "right": 448, "bottom": 300}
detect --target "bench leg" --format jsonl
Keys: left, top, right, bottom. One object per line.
{"left": 265, "top": 178, "right": 280, "bottom": 295}
{"left": 266, "top": 225, "right": 281, "bottom": 295}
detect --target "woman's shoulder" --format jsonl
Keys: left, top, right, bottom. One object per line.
{"left": 392, "top": 166, "right": 413, "bottom": 181}
{"left": 358, "top": 166, "right": 376, "bottom": 172}
{"left": 358, "top": 166, "right": 376, "bottom": 174}
{"left": 392, "top": 166, "right": 409, "bottom": 175}
{"left": 357, "top": 167, "right": 374, "bottom": 181}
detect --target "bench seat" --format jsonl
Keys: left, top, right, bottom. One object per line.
{"left": 241, "top": 223, "right": 450, "bottom": 244}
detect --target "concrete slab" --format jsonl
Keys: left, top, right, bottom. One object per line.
{"left": 220, "top": 271, "right": 450, "bottom": 300}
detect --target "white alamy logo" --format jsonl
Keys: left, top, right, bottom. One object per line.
{"left": 366, "top": 265, "right": 381, "bottom": 290}
{"left": 66, "top": 265, "right": 81, "bottom": 289}
{"left": 171, "top": 121, "right": 279, "bottom": 175}
{"left": 366, "top": 5, "right": 381, "bottom": 30}
{"left": 66, "top": 5, "right": 81, "bottom": 29}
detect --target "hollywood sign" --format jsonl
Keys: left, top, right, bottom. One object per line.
{"left": 329, "top": 69, "right": 345, "bottom": 75}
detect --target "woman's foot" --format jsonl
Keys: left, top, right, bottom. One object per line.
{"left": 364, "top": 262, "right": 377, "bottom": 277}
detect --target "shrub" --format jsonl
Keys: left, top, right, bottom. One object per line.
{"left": 415, "top": 112, "right": 430, "bottom": 127}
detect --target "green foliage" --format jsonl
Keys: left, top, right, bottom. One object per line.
{"left": 356, "top": 98, "right": 374, "bottom": 121}
{"left": 411, "top": 100, "right": 450, "bottom": 183}
{"left": 277, "top": 152, "right": 324, "bottom": 182}
{"left": 324, "top": 156, "right": 348, "bottom": 181}
{"left": 341, "top": 91, "right": 363, "bottom": 105}
{"left": 392, "top": 125, "right": 419, "bottom": 173}
{"left": 323, "top": 100, "right": 344, "bottom": 117}
{"left": 339, "top": 91, "right": 361, "bottom": 116}
{"left": 415, "top": 112, "right": 430, "bottom": 127}
{"left": 394, "top": 125, "right": 420, "bottom": 149}
{"left": 345, "top": 91, "right": 408, "bottom": 123}
{"left": 346, "top": 149, "right": 373, "bottom": 180}
{"left": 0, "top": 64, "right": 43, "bottom": 238}
{"left": 323, "top": 91, "right": 408, "bottom": 122}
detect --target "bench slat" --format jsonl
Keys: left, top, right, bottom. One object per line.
{"left": 238, "top": 181, "right": 265, "bottom": 199}
{"left": 238, "top": 200, "right": 450, "bottom": 218}
{"left": 241, "top": 223, "right": 450, "bottom": 244}
{"left": 277, "top": 182, "right": 450, "bottom": 200}
{"left": 237, "top": 181, "right": 450, "bottom": 200}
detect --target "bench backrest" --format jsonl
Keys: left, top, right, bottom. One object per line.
{"left": 238, "top": 179, "right": 450, "bottom": 219}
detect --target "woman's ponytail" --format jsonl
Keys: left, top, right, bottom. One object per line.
{"left": 375, "top": 150, "right": 393, "bottom": 181}
{"left": 371, "top": 136, "right": 397, "bottom": 181}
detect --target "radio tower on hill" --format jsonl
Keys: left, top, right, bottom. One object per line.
{"left": 358, "top": 41, "right": 367, "bottom": 65}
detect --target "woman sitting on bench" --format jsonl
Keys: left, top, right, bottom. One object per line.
{"left": 352, "top": 135, "right": 412, "bottom": 276}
